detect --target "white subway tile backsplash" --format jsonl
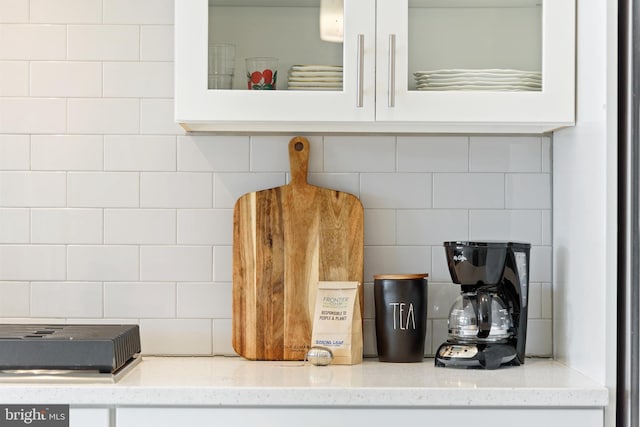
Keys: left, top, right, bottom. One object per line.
{"left": 0, "top": 282, "right": 29, "bottom": 317}
{"left": 364, "top": 246, "right": 431, "bottom": 283}
{"left": 506, "top": 173, "right": 552, "bottom": 209}
{"left": 68, "top": 98, "right": 140, "bottom": 134}
{"left": 67, "top": 172, "right": 139, "bottom": 208}
{"left": 177, "top": 209, "right": 232, "bottom": 245}
{"left": 141, "top": 172, "right": 212, "bottom": 208}
{"left": 0, "top": 24, "right": 66, "bottom": 59}
{"left": 430, "top": 319, "right": 449, "bottom": 355}
{"left": 213, "top": 246, "right": 232, "bottom": 282}
{"left": 397, "top": 136, "right": 469, "bottom": 172}
{"left": 0, "top": 208, "right": 29, "bottom": 243}
{"left": 31, "top": 135, "right": 104, "bottom": 171}
{"left": 469, "top": 136, "right": 542, "bottom": 172}
{"left": 30, "top": 0, "right": 101, "bottom": 23}
{"left": 140, "top": 246, "right": 213, "bottom": 282}
{"left": 468, "top": 210, "right": 510, "bottom": 241}
{"left": 433, "top": 173, "right": 504, "bottom": 209}
{"left": 140, "top": 99, "right": 184, "bottom": 135}
{"left": 430, "top": 247, "right": 451, "bottom": 282}
{"left": 530, "top": 281, "right": 552, "bottom": 322}
{"left": 0, "top": 245, "right": 66, "bottom": 281}
{"left": 104, "top": 209, "right": 176, "bottom": 244}
{"left": 31, "top": 282, "right": 103, "bottom": 318}
{"left": 542, "top": 136, "right": 552, "bottom": 173}
{"left": 31, "top": 208, "right": 103, "bottom": 244}
{"left": 67, "top": 245, "right": 139, "bottom": 281}
{"left": 178, "top": 135, "right": 249, "bottom": 172}
{"left": 363, "top": 282, "right": 374, "bottom": 318}
{"left": 0, "top": 0, "right": 28, "bottom": 23}
{"left": 0, "top": 61, "right": 28, "bottom": 96}
{"left": 397, "top": 209, "right": 469, "bottom": 245}
{"left": 541, "top": 282, "right": 552, "bottom": 318}
{"left": 530, "top": 245, "right": 552, "bottom": 283}
{"left": 177, "top": 282, "right": 231, "bottom": 318}
{"left": 524, "top": 319, "right": 552, "bottom": 355}
{"left": 250, "top": 136, "right": 323, "bottom": 172}
{"left": 542, "top": 210, "right": 552, "bottom": 245}
{"left": 2, "top": 318, "right": 64, "bottom": 325}
{"left": 139, "top": 319, "right": 212, "bottom": 355}
{"left": 140, "top": 26, "right": 174, "bottom": 61}
{"left": 71, "top": 318, "right": 138, "bottom": 326}
{"left": 0, "top": 171, "right": 66, "bottom": 207}
{"left": 103, "top": 0, "right": 174, "bottom": 25}
{"left": 468, "top": 209, "right": 542, "bottom": 244}
{"left": 361, "top": 173, "right": 432, "bottom": 209}
{"left": 104, "top": 282, "right": 176, "bottom": 318}
{"left": 0, "top": 8, "right": 556, "bottom": 357}
{"left": 527, "top": 282, "right": 542, "bottom": 318}
{"left": 103, "top": 62, "right": 173, "bottom": 98}
{"left": 68, "top": 25, "right": 139, "bottom": 60}
{"left": 105, "top": 135, "right": 176, "bottom": 171}
{"left": 363, "top": 209, "right": 396, "bottom": 246}
{"left": 324, "top": 136, "right": 396, "bottom": 172}
{"left": 214, "top": 172, "right": 285, "bottom": 208}
{"left": 423, "top": 320, "right": 433, "bottom": 356}
{"left": 505, "top": 210, "right": 543, "bottom": 244}
{"left": 213, "top": 319, "right": 235, "bottom": 355}
{"left": 363, "top": 319, "right": 376, "bottom": 357}
{"left": 0, "top": 135, "right": 29, "bottom": 170}
{"left": 30, "top": 62, "right": 102, "bottom": 97}
{"left": 428, "top": 282, "right": 460, "bottom": 320}
{"left": 0, "top": 98, "right": 66, "bottom": 134}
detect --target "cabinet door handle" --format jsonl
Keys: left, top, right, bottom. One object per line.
{"left": 388, "top": 34, "right": 396, "bottom": 108}
{"left": 356, "top": 33, "right": 364, "bottom": 108}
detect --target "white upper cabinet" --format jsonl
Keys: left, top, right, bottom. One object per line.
{"left": 175, "top": 0, "right": 575, "bottom": 133}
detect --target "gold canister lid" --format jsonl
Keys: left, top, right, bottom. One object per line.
{"left": 373, "top": 273, "right": 428, "bottom": 280}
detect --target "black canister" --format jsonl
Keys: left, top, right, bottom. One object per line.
{"left": 374, "top": 274, "right": 428, "bottom": 362}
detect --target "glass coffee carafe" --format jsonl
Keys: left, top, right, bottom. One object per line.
{"left": 448, "top": 290, "right": 513, "bottom": 342}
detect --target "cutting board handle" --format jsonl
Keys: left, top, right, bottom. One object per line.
{"left": 289, "top": 136, "right": 310, "bottom": 187}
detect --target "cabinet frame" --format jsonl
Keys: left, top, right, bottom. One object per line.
{"left": 175, "top": 0, "right": 575, "bottom": 134}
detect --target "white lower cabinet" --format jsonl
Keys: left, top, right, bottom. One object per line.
{"left": 116, "top": 407, "right": 603, "bottom": 427}
{"left": 70, "top": 408, "right": 111, "bottom": 427}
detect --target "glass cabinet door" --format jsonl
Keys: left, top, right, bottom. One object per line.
{"left": 175, "top": 0, "right": 375, "bottom": 131}
{"left": 375, "top": 0, "right": 574, "bottom": 129}
{"left": 176, "top": 0, "right": 574, "bottom": 132}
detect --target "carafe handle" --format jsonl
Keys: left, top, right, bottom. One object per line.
{"left": 477, "top": 291, "right": 492, "bottom": 339}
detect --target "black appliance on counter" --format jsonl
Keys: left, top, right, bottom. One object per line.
{"left": 0, "top": 324, "right": 140, "bottom": 374}
{"left": 435, "top": 241, "right": 531, "bottom": 370}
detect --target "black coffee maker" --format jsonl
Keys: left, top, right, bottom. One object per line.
{"left": 435, "top": 241, "right": 531, "bottom": 370}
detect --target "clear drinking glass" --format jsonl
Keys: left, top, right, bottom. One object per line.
{"left": 208, "top": 43, "right": 235, "bottom": 89}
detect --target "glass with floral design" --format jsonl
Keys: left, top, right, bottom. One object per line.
{"left": 246, "top": 57, "right": 278, "bottom": 90}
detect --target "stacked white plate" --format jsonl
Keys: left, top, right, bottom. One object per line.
{"left": 414, "top": 69, "right": 542, "bottom": 91}
{"left": 288, "top": 65, "right": 343, "bottom": 91}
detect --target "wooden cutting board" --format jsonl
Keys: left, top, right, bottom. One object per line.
{"left": 232, "top": 136, "right": 364, "bottom": 361}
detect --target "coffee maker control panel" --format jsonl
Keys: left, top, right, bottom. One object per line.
{"left": 438, "top": 344, "right": 478, "bottom": 359}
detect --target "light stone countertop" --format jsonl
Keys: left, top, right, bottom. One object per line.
{"left": 0, "top": 357, "right": 609, "bottom": 408}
